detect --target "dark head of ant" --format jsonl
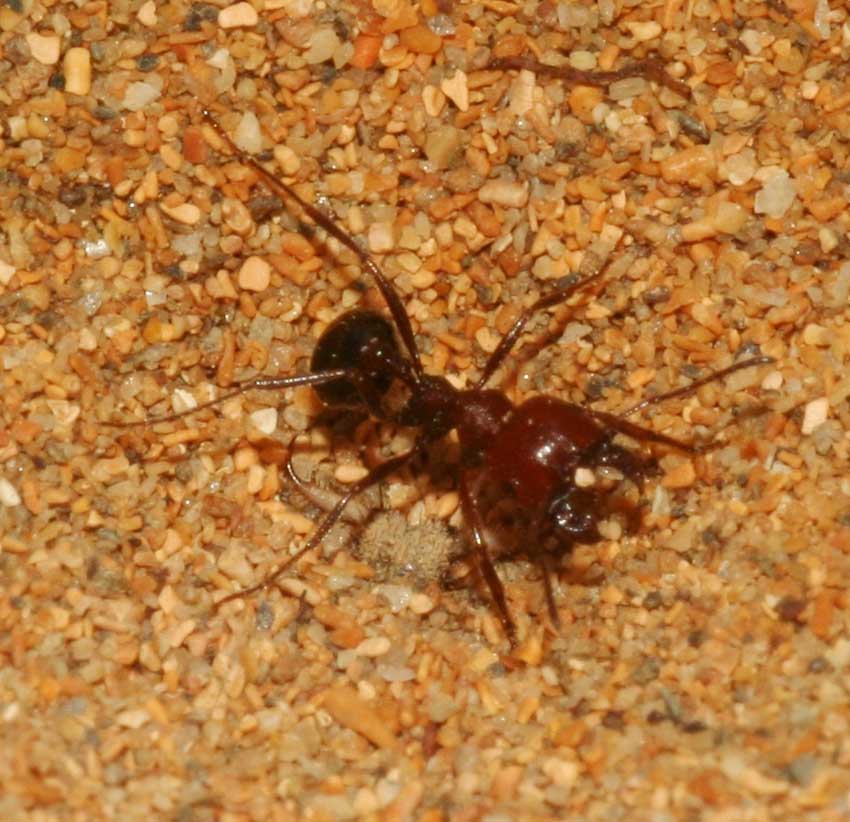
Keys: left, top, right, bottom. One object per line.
{"left": 308, "top": 308, "right": 459, "bottom": 442}
{"left": 309, "top": 309, "right": 400, "bottom": 412}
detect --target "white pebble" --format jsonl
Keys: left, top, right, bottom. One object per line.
{"left": 739, "top": 29, "right": 763, "bottom": 55}
{"left": 625, "top": 21, "right": 661, "bottom": 42}
{"left": 561, "top": 322, "right": 592, "bottom": 345}
{"left": 0, "top": 478, "right": 21, "bottom": 507}
{"left": 377, "top": 664, "right": 415, "bottom": 682}
{"left": 218, "top": 2, "right": 258, "bottom": 29}
{"left": 800, "top": 80, "right": 819, "bottom": 100}
{"left": 7, "top": 117, "right": 26, "bottom": 142}
{"left": 604, "top": 110, "right": 622, "bottom": 133}
{"left": 725, "top": 149, "right": 756, "bottom": 186}
{"left": 409, "top": 593, "right": 434, "bottom": 615}
{"left": 137, "top": 0, "right": 157, "bottom": 26}
{"left": 376, "top": 584, "right": 412, "bottom": 613}
{"left": 249, "top": 407, "right": 278, "bottom": 435}
{"left": 814, "top": 0, "right": 831, "bottom": 38}
{"left": 160, "top": 202, "right": 201, "bottom": 225}
{"left": 218, "top": 545, "right": 254, "bottom": 584}
{"left": 334, "top": 463, "right": 369, "bottom": 483}
{"left": 569, "top": 50, "right": 597, "bottom": 71}
{"left": 63, "top": 47, "right": 91, "bottom": 95}
{"left": 0, "top": 259, "right": 15, "bottom": 285}
{"left": 273, "top": 144, "right": 301, "bottom": 175}
{"left": 171, "top": 388, "right": 198, "bottom": 414}
{"left": 356, "top": 637, "right": 391, "bottom": 657}
{"left": 478, "top": 179, "right": 528, "bottom": 208}
{"left": 206, "top": 48, "right": 231, "bottom": 70}
{"left": 84, "top": 239, "right": 111, "bottom": 259}
{"left": 368, "top": 222, "right": 395, "bottom": 253}
{"left": 441, "top": 69, "right": 469, "bottom": 112}
{"left": 123, "top": 81, "right": 160, "bottom": 111}
{"left": 116, "top": 709, "right": 150, "bottom": 729}
{"left": 79, "top": 328, "right": 97, "bottom": 351}
{"left": 304, "top": 28, "right": 340, "bottom": 64}
{"left": 819, "top": 227, "right": 838, "bottom": 254}
{"left": 238, "top": 256, "right": 271, "bottom": 291}
{"left": 801, "top": 398, "right": 828, "bottom": 435}
{"left": 574, "top": 468, "right": 596, "bottom": 487}
{"left": 26, "top": 33, "right": 61, "bottom": 65}
{"left": 608, "top": 77, "right": 646, "bottom": 101}
{"left": 474, "top": 326, "right": 499, "bottom": 354}
{"left": 754, "top": 169, "right": 796, "bottom": 219}
{"left": 508, "top": 69, "right": 535, "bottom": 116}
{"left": 234, "top": 111, "right": 262, "bottom": 154}
{"left": 761, "top": 371, "right": 783, "bottom": 391}
{"left": 46, "top": 400, "right": 80, "bottom": 428}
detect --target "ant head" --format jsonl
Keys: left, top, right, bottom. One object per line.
{"left": 310, "top": 309, "right": 403, "bottom": 409}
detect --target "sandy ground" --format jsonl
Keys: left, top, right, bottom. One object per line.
{"left": 1, "top": 0, "right": 850, "bottom": 819}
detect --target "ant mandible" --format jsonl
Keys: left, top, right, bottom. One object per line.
{"left": 116, "top": 96, "right": 772, "bottom": 641}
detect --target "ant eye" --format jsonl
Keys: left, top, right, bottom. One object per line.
{"left": 549, "top": 488, "right": 602, "bottom": 544}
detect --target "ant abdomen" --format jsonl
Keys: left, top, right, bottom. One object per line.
{"left": 310, "top": 309, "right": 401, "bottom": 410}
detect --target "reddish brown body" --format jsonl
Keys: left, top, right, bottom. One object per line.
{"left": 484, "top": 397, "right": 604, "bottom": 507}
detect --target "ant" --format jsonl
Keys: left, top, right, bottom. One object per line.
{"left": 112, "top": 70, "right": 771, "bottom": 640}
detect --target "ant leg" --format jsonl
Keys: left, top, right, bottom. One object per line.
{"left": 284, "top": 454, "right": 365, "bottom": 524}
{"left": 459, "top": 473, "right": 516, "bottom": 641}
{"left": 587, "top": 409, "right": 700, "bottom": 453}
{"left": 477, "top": 265, "right": 609, "bottom": 389}
{"left": 590, "top": 356, "right": 774, "bottom": 453}
{"left": 622, "top": 356, "right": 774, "bottom": 417}
{"left": 201, "top": 110, "right": 423, "bottom": 378}
{"left": 285, "top": 455, "right": 332, "bottom": 511}
{"left": 215, "top": 446, "right": 421, "bottom": 610}
{"left": 488, "top": 54, "right": 691, "bottom": 99}
{"left": 106, "top": 369, "right": 350, "bottom": 427}
{"left": 537, "top": 551, "right": 561, "bottom": 630}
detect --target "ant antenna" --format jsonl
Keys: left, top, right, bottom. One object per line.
{"left": 586, "top": 354, "right": 776, "bottom": 456}
{"left": 488, "top": 54, "right": 691, "bottom": 99}
{"left": 477, "top": 266, "right": 609, "bottom": 389}
{"left": 105, "top": 370, "right": 349, "bottom": 427}
{"left": 201, "top": 109, "right": 424, "bottom": 379}
{"left": 623, "top": 355, "right": 775, "bottom": 417}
